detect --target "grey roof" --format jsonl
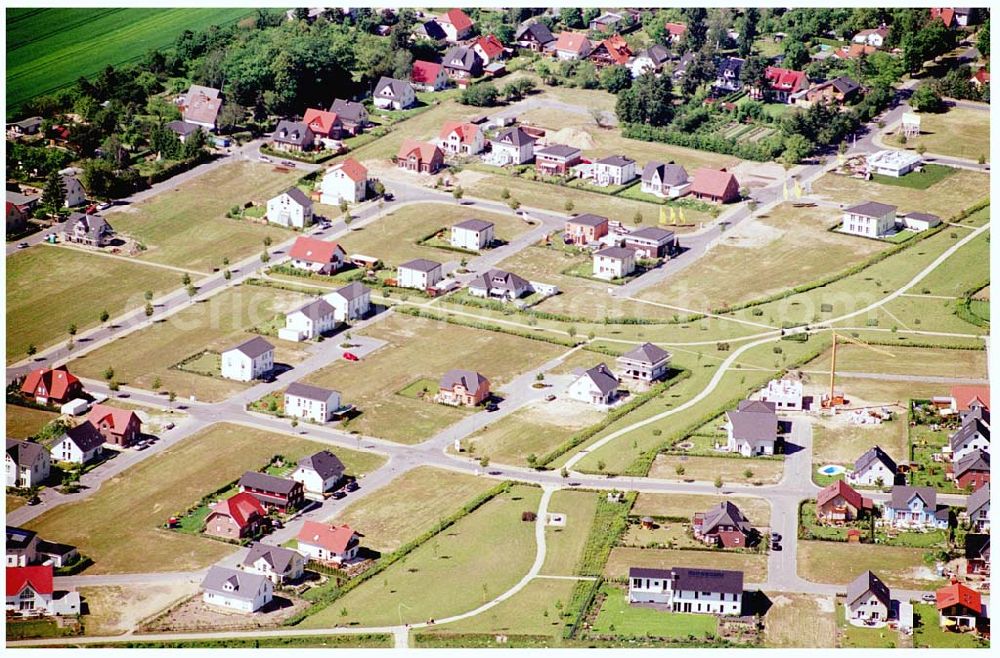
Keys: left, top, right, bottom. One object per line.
{"left": 638, "top": 44, "right": 671, "bottom": 67}
{"left": 854, "top": 445, "right": 897, "bottom": 475}
{"left": 443, "top": 46, "right": 482, "bottom": 72}
{"left": 375, "top": 76, "right": 413, "bottom": 98}
{"left": 846, "top": 201, "right": 898, "bottom": 218}
{"left": 63, "top": 421, "right": 105, "bottom": 453}
{"left": 329, "top": 99, "right": 366, "bottom": 124}
{"left": 673, "top": 52, "right": 694, "bottom": 78}
{"left": 620, "top": 342, "right": 671, "bottom": 365}
{"left": 166, "top": 120, "right": 202, "bottom": 137}
{"left": 580, "top": 363, "right": 618, "bottom": 396}
{"left": 400, "top": 258, "right": 442, "bottom": 273}
{"left": 965, "top": 534, "right": 989, "bottom": 561}
{"left": 595, "top": 155, "right": 635, "bottom": 167}
{"left": 717, "top": 56, "right": 745, "bottom": 78}
{"left": 726, "top": 401, "right": 778, "bottom": 443}
{"left": 285, "top": 381, "right": 339, "bottom": 403}
{"left": 642, "top": 161, "right": 688, "bottom": 186}
{"left": 493, "top": 126, "right": 536, "bottom": 147}
{"left": 536, "top": 144, "right": 581, "bottom": 158}
{"left": 966, "top": 482, "right": 990, "bottom": 517}
{"left": 200, "top": 566, "right": 270, "bottom": 602}
{"left": 672, "top": 566, "right": 744, "bottom": 595}
{"left": 6, "top": 191, "right": 39, "bottom": 206}
{"left": 470, "top": 268, "right": 531, "bottom": 295}
{"left": 297, "top": 450, "right": 346, "bottom": 479}
{"left": 293, "top": 298, "right": 334, "bottom": 322}
{"left": 62, "top": 212, "right": 113, "bottom": 240}
{"left": 904, "top": 211, "right": 940, "bottom": 223}
{"left": 830, "top": 76, "right": 861, "bottom": 95}
{"left": 594, "top": 246, "right": 635, "bottom": 260}
{"left": 10, "top": 116, "right": 43, "bottom": 130}
{"left": 628, "top": 226, "right": 676, "bottom": 243}
{"left": 954, "top": 449, "right": 990, "bottom": 478}
{"left": 440, "top": 369, "right": 488, "bottom": 391}
{"left": 629, "top": 566, "right": 674, "bottom": 580}
{"left": 454, "top": 218, "right": 494, "bottom": 232}
{"left": 515, "top": 22, "right": 554, "bottom": 44}
{"left": 846, "top": 570, "right": 891, "bottom": 609}
{"left": 239, "top": 471, "right": 300, "bottom": 495}
{"left": 242, "top": 542, "right": 301, "bottom": 575}
{"left": 888, "top": 485, "right": 937, "bottom": 511}
{"left": 567, "top": 213, "right": 608, "bottom": 228}
{"left": 273, "top": 120, "right": 313, "bottom": 147}
{"left": 281, "top": 186, "right": 312, "bottom": 207}
{"left": 6, "top": 526, "right": 37, "bottom": 550}
{"left": 228, "top": 336, "right": 274, "bottom": 359}
{"left": 35, "top": 539, "right": 77, "bottom": 557}
{"left": 332, "top": 281, "right": 369, "bottom": 302}
{"left": 701, "top": 501, "right": 751, "bottom": 535}
{"left": 419, "top": 19, "right": 447, "bottom": 41}
{"left": 950, "top": 418, "right": 989, "bottom": 452}
{"left": 6, "top": 439, "right": 48, "bottom": 468}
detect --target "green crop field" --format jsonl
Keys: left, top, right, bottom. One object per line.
{"left": 6, "top": 8, "right": 252, "bottom": 110}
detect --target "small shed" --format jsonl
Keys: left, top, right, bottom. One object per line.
{"left": 60, "top": 399, "right": 90, "bottom": 416}
{"left": 640, "top": 516, "right": 655, "bottom": 529}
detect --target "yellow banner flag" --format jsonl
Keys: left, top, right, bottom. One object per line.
{"left": 794, "top": 180, "right": 803, "bottom": 198}
{"left": 679, "top": 207, "right": 686, "bottom": 224}
{"left": 670, "top": 206, "right": 677, "bottom": 224}
{"left": 659, "top": 205, "right": 668, "bottom": 226}
{"left": 782, "top": 181, "right": 789, "bottom": 201}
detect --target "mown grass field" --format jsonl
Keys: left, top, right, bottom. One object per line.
{"left": 763, "top": 592, "right": 837, "bottom": 648}
{"left": 914, "top": 107, "right": 991, "bottom": 162}
{"left": 631, "top": 493, "right": 771, "bottom": 526}
{"left": 811, "top": 418, "right": 907, "bottom": 468}
{"left": 7, "top": 246, "right": 178, "bottom": 362}
{"left": 539, "top": 489, "right": 599, "bottom": 576}
{"left": 25, "top": 423, "right": 386, "bottom": 574}
{"left": 605, "top": 546, "right": 768, "bottom": 583}
{"left": 806, "top": 344, "right": 988, "bottom": 380}
{"left": 6, "top": 404, "right": 60, "bottom": 439}
{"left": 810, "top": 169, "right": 988, "bottom": 218}
{"left": 7, "top": 8, "right": 252, "bottom": 110}
{"left": 797, "top": 541, "right": 945, "bottom": 591}
{"left": 591, "top": 585, "right": 718, "bottom": 638}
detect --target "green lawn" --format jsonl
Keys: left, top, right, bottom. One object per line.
{"left": 838, "top": 603, "right": 897, "bottom": 648}
{"left": 423, "top": 578, "right": 577, "bottom": 637}
{"left": 6, "top": 8, "right": 252, "bottom": 110}
{"left": 871, "top": 163, "right": 956, "bottom": 190}
{"left": 298, "top": 485, "right": 542, "bottom": 628}
{"left": 6, "top": 404, "right": 60, "bottom": 439}
{"left": 914, "top": 107, "right": 991, "bottom": 162}
{"left": 540, "top": 489, "right": 600, "bottom": 576}
{"left": 591, "top": 585, "right": 719, "bottom": 639}
{"left": 396, "top": 377, "right": 440, "bottom": 400}
{"left": 25, "top": 423, "right": 386, "bottom": 574}
{"left": 912, "top": 603, "right": 987, "bottom": 648}
{"left": 911, "top": 230, "right": 990, "bottom": 298}
{"left": 7, "top": 246, "right": 177, "bottom": 361}
{"left": 798, "top": 541, "right": 945, "bottom": 591}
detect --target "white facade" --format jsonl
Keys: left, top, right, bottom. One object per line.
{"left": 203, "top": 581, "right": 273, "bottom": 613}
{"left": 759, "top": 379, "right": 803, "bottom": 411}
{"left": 592, "top": 160, "right": 637, "bottom": 187}
{"left": 284, "top": 390, "right": 341, "bottom": 423}
{"left": 292, "top": 465, "right": 340, "bottom": 495}
{"left": 279, "top": 306, "right": 335, "bottom": 343}
{"left": 592, "top": 250, "right": 635, "bottom": 280}
{"left": 850, "top": 460, "right": 896, "bottom": 487}
{"left": 324, "top": 287, "right": 371, "bottom": 322}
{"left": 842, "top": 207, "right": 897, "bottom": 238}
{"left": 373, "top": 81, "right": 415, "bottom": 110}
{"left": 243, "top": 552, "right": 305, "bottom": 585}
{"left": 61, "top": 176, "right": 87, "bottom": 208}
{"left": 266, "top": 192, "right": 313, "bottom": 228}
{"left": 438, "top": 127, "right": 484, "bottom": 155}
{"left": 628, "top": 575, "right": 742, "bottom": 615}
{"left": 297, "top": 539, "right": 358, "bottom": 565}
{"left": 953, "top": 430, "right": 990, "bottom": 462}
{"left": 867, "top": 150, "right": 922, "bottom": 178}
{"left": 726, "top": 432, "right": 776, "bottom": 458}
{"left": 853, "top": 30, "right": 887, "bottom": 48}
{"left": 848, "top": 592, "right": 890, "bottom": 622}
{"left": 49, "top": 436, "right": 101, "bottom": 465}
{"left": 641, "top": 175, "right": 690, "bottom": 199}
{"left": 221, "top": 346, "right": 274, "bottom": 382}
{"left": 397, "top": 264, "right": 443, "bottom": 289}
{"left": 488, "top": 137, "right": 534, "bottom": 166}
{"left": 451, "top": 224, "right": 494, "bottom": 251}
{"left": 567, "top": 371, "right": 618, "bottom": 407}
{"left": 320, "top": 166, "right": 366, "bottom": 205}
{"left": 5, "top": 448, "right": 50, "bottom": 489}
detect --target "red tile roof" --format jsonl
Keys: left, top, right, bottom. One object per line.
{"left": 332, "top": 158, "right": 367, "bottom": 183}
{"left": 834, "top": 43, "right": 877, "bottom": 60}
{"left": 817, "top": 480, "right": 870, "bottom": 510}
{"left": 475, "top": 34, "right": 505, "bottom": 59}
{"left": 289, "top": 236, "right": 346, "bottom": 264}
{"left": 555, "top": 31, "right": 591, "bottom": 54}
{"left": 20, "top": 366, "right": 80, "bottom": 401}
{"left": 297, "top": 521, "right": 357, "bottom": 553}
{"left": 936, "top": 582, "right": 982, "bottom": 614}
{"left": 665, "top": 22, "right": 687, "bottom": 37}
{"left": 212, "top": 492, "right": 265, "bottom": 530}
{"left": 765, "top": 66, "right": 808, "bottom": 94}
{"left": 951, "top": 385, "right": 990, "bottom": 411}
{"left": 443, "top": 8, "right": 473, "bottom": 32}
{"left": 439, "top": 121, "right": 480, "bottom": 144}
{"left": 688, "top": 168, "right": 739, "bottom": 200}
{"left": 87, "top": 404, "right": 141, "bottom": 434}
{"left": 397, "top": 138, "right": 443, "bottom": 163}
{"left": 972, "top": 68, "right": 991, "bottom": 84}
{"left": 6, "top": 565, "right": 53, "bottom": 597}
{"left": 598, "top": 34, "right": 632, "bottom": 64}
{"left": 411, "top": 60, "right": 443, "bottom": 84}
{"left": 303, "top": 108, "right": 341, "bottom": 136}
{"left": 931, "top": 7, "right": 956, "bottom": 28}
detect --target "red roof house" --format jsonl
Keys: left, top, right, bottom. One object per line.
{"left": 204, "top": 492, "right": 266, "bottom": 540}
{"left": 554, "top": 32, "right": 593, "bottom": 60}
{"left": 936, "top": 582, "right": 982, "bottom": 629}
{"left": 950, "top": 385, "right": 990, "bottom": 412}
{"left": 7, "top": 565, "right": 54, "bottom": 598}
{"left": 764, "top": 66, "right": 809, "bottom": 102}
{"left": 87, "top": 404, "right": 142, "bottom": 448}
{"left": 971, "top": 68, "right": 991, "bottom": 86}
{"left": 20, "top": 366, "right": 83, "bottom": 405}
{"left": 817, "top": 480, "right": 872, "bottom": 522}
{"left": 297, "top": 521, "right": 360, "bottom": 564}
{"left": 437, "top": 121, "right": 484, "bottom": 155}
{"left": 688, "top": 168, "right": 740, "bottom": 204}
{"left": 289, "top": 236, "right": 347, "bottom": 275}
{"left": 396, "top": 139, "right": 444, "bottom": 174}
{"left": 665, "top": 22, "right": 687, "bottom": 41}
{"left": 411, "top": 60, "right": 447, "bottom": 91}
{"left": 440, "top": 9, "right": 474, "bottom": 41}
{"left": 473, "top": 35, "right": 505, "bottom": 64}
{"left": 303, "top": 108, "right": 342, "bottom": 140}
{"left": 931, "top": 8, "right": 957, "bottom": 28}
{"left": 590, "top": 34, "right": 632, "bottom": 68}
{"left": 833, "top": 43, "right": 878, "bottom": 60}
{"left": 334, "top": 157, "right": 367, "bottom": 184}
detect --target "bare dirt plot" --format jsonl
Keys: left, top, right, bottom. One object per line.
{"left": 109, "top": 162, "right": 299, "bottom": 271}
{"left": 605, "top": 546, "right": 768, "bottom": 583}
{"left": 913, "top": 107, "right": 991, "bottom": 162}
{"left": 811, "top": 417, "right": 908, "bottom": 467}
{"left": 142, "top": 593, "right": 308, "bottom": 632}
{"left": 6, "top": 404, "right": 60, "bottom": 439}
{"left": 647, "top": 454, "right": 784, "bottom": 485}
{"left": 327, "top": 467, "right": 496, "bottom": 553}
{"left": 540, "top": 489, "right": 599, "bottom": 576}
{"left": 812, "top": 376, "right": 947, "bottom": 408}
{"left": 631, "top": 493, "right": 771, "bottom": 526}
{"left": 798, "top": 541, "right": 946, "bottom": 591}
{"left": 636, "top": 203, "right": 887, "bottom": 311}
{"left": 80, "top": 582, "right": 200, "bottom": 636}
{"left": 805, "top": 344, "right": 988, "bottom": 380}
{"left": 303, "top": 315, "right": 565, "bottom": 443}
{"left": 763, "top": 593, "right": 837, "bottom": 648}
{"left": 69, "top": 285, "right": 313, "bottom": 402}
{"left": 810, "top": 169, "right": 989, "bottom": 218}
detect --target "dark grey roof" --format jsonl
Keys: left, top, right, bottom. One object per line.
{"left": 293, "top": 298, "right": 334, "bottom": 322}
{"left": 726, "top": 401, "right": 778, "bottom": 444}
{"left": 672, "top": 566, "right": 744, "bottom": 595}
{"left": 854, "top": 445, "right": 897, "bottom": 475}
{"left": 375, "top": 76, "right": 413, "bottom": 98}
{"left": 536, "top": 144, "right": 581, "bottom": 159}
{"left": 904, "top": 211, "right": 940, "bottom": 223}
{"left": 620, "top": 342, "right": 671, "bottom": 365}
{"left": 329, "top": 99, "right": 366, "bottom": 124}
{"left": 515, "top": 22, "right": 554, "bottom": 44}
{"left": 580, "top": 363, "right": 618, "bottom": 396}
{"left": 63, "top": 421, "right": 105, "bottom": 453}
{"left": 297, "top": 450, "right": 346, "bottom": 479}
{"left": 440, "top": 369, "right": 488, "bottom": 391}
{"left": 628, "top": 227, "right": 676, "bottom": 243}
{"left": 673, "top": 52, "right": 694, "bottom": 78}
{"left": 62, "top": 212, "right": 113, "bottom": 240}
{"left": 629, "top": 566, "right": 673, "bottom": 579}
{"left": 830, "top": 76, "right": 861, "bottom": 95}
{"left": 845, "top": 201, "right": 898, "bottom": 218}
{"left": 242, "top": 542, "right": 301, "bottom": 575}
{"left": 6, "top": 526, "right": 37, "bottom": 550}
{"left": 950, "top": 418, "right": 989, "bottom": 452}
{"left": 594, "top": 246, "right": 634, "bottom": 260}
{"left": 166, "top": 120, "right": 203, "bottom": 137}
{"left": 228, "top": 336, "right": 274, "bottom": 359}
{"left": 493, "top": 126, "right": 536, "bottom": 147}
{"left": 272, "top": 120, "right": 314, "bottom": 147}
{"left": 567, "top": 213, "right": 608, "bottom": 228}
{"left": 239, "top": 471, "right": 300, "bottom": 495}
{"left": 419, "top": 19, "right": 447, "bottom": 41}
{"left": 470, "top": 268, "right": 531, "bottom": 295}
{"left": 454, "top": 218, "right": 494, "bottom": 232}
{"left": 595, "top": 155, "right": 635, "bottom": 167}
{"left": 846, "top": 570, "right": 891, "bottom": 608}
{"left": 281, "top": 186, "right": 312, "bottom": 207}
{"left": 638, "top": 44, "right": 671, "bottom": 67}
{"left": 717, "top": 56, "right": 745, "bottom": 78}
{"left": 966, "top": 482, "right": 990, "bottom": 517}
{"left": 200, "top": 566, "right": 270, "bottom": 602}
{"left": 443, "top": 46, "right": 481, "bottom": 72}
{"left": 955, "top": 449, "right": 990, "bottom": 478}
{"left": 285, "top": 381, "right": 338, "bottom": 402}
{"left": 965, "top": 534, "right": 989, "bottom": 561}
{"left": 400, "top": 258, "right": 442, "bottom": 273}
{"left": 10, "top": 116, "right": 43, "bottom": 130}
{"left": 6, "top": 439, "right": 48, "bottom": 468}
{"left": 888, "top": 485, "right": 937, "bottom": 511}
{"left": 701, "top": 501, "right": 751, "bottom": 535}
{"left": 35, "top": 539, "right": 77, "bottom": 557}
{"left": 6, "top": 191, "right": 39, "bottom": 206}
{"left": 332, "top": 281, "right": 369, "bottom": 302}
{"left": 642, "top": 161, "right": 688, "bottom": 186}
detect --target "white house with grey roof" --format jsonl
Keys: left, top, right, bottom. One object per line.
{"left": 883, "top": 486, "right": 949, "bottom": 530}
{"left": 324, "top": 282, "right": 371, "bottom": 322}
{"left": 279, "top": 299, "right": 335, "bottom": 342}
{"left": 624, "top": 227, "right": 678, "bottom": 259}
{"left": 568, "top": 363, "right": 619, "bottom": 406}
{"left": 271, "top": 120, "right": 315, "bottom": 153}
{"left": 451, "top": 219, "right": 495, "bottom": 251}
{"left": 284, "top": 382, "right": 341, "bottom": 423}
{"left": 898, "top": 211, "right": 941, "bottom": 232}
{"left": 50, "top": 422, "right": 104, "bottom": 465}
{"left": 616, "top": 342, "right": 671, "bottom": 383}
{"left": 468, "top": 269, "right": 533, "bottom": 301}
{"left": 841, "top": 201, "right": 898, "bottom": 238}
{"left": 630, "top": 44, "right": 671, "bottom": 77}
{"left": 589, "top": 155, "right": 637, "bottom": 187}
{"left": 292, "top": 450, "right": 347, "bottom": 495}
{"left": 628, "top": 566, "right": 743, "bottom": 615}
{"left": 948, "top": 417, "right": 989, "bottom": 462}
{"left": 725, "top": 400, "right": 778, "bottom": 456}
{"left": 201, "top": 566, "right": 273, "bottom": 613}
{"left": 60, "top": 175, "right": 87, "bottom": 208}
{"left": 593, "top": 246, "right": 636, "bottom": 280}
{"left": 966, "top": 483, "right": 989, "bottom": 533}
{"left": 6, "top": 439, "right": 51, "bottom": 488}
{"left": 849, "top": 445, "right": 898, "bottom": 487}
{"left": 267, "top": 188, "right": 314, "bottom": 229}
{"left": 60, "top": 212, "right": 114, "bottom": 247}
{"left": 329, "top": 99, "right": 369, "bottom": 134}
{"left": 397, "top": 259, "right": 443, "bottom": 289}
{"left": 867, "top": 149, "right": 922, "bottom": 178}
{"left": 221, "top": 337, "right": 275, "bottom": 382}
{"left": 373, "top": 77, "right": 416, "bottom": 110}
{"left": 846, "top": 570, "right": 893, "bottom": 625}
{"left": 641, "top": 162, "right": 690, "bottom": 198}
{"left": 241, "top": 542, "right": 305, "bottom": 585}
{"left": 488, "top": 126, "right": 536, "bottom": 166}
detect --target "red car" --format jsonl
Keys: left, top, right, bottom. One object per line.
{"left": 343, "top": 352, "right": 359, "bottom": 361}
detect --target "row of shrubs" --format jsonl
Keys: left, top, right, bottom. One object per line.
{"left": 443, "top": 292, "right": 700, "bottom": 326}
{"left": 621, "top": 123, "right": 784, "bottom": 163}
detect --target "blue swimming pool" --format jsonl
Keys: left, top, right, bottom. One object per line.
{"left": 818, "top": 464, "right": 847, "bottom": 476}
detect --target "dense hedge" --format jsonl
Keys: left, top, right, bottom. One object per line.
{"left": 621, "top": 123, "right": 784, "bottom": 162}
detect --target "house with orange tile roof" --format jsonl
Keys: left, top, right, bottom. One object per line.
{"left": 437, "top": 121, "right": 484, "bottom": 156}
{"left": 320, "top": 158, "right": 368, "bottom": 204}
{"left": 664, "top": 22, "right": 687, "bottom": 44}
{"left": 20, "top": 366, "right": 83, "bottom": 405}
{"left": 397, "top": 139, "right": 444, "bottom": 174}
{"left": 296, "top": 521, "right": 360, "bottom": 564}
{"left": 289, "top": 236, "right": 347, "bottom": 274}
{"left": 936, "top": 582, "right": 983, "bottom": 631}
{"left": 302, "top": 108, "right": 343, "bottom": 141}
{"left": 590, "top": 34, "right": 632, "bottom": 68}
{"left": 553, "top": 32, "right": 593, "bottom": 60}
{"left": 439, "top": 8, "right": 474, "bottom": 42}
